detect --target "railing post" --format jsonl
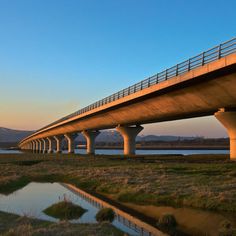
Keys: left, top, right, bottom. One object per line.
{"left": 202, "top": 52, "right": 205, "bottom": 66}
{"left": 165, "top": 69, "right": 168, "bottom": 80}
{"left": 156, "top": 74, "right": 158, "bottom": 84}
{"left": 176, "top": 64, "right": 178, "bottom": 76}
{"left": 218, "top": 44, "right": 222, "bottom": 59}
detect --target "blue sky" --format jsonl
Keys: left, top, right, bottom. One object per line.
{"left": 0, "top": 0, "right": 235, "bottom": 137}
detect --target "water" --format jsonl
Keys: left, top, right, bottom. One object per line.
{"left": 0, "top": 149, "right": 22, "bottom": 154}
{"left": 0, "top": 148, "right": 229, "bottom": 155}
{"left": 0, "top": 182, "right": 161, "bottom": 236}
{"left": 73, "top": 148, "right": 229, "bottom": 155}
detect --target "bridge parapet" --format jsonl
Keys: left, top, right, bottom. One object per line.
{"left": 37, "top": 37, "right": 236, "bottom": 132}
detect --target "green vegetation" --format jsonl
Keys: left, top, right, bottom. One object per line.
{"left": 0, "top": 153, "right": 236, "bottom": 236}
{"left": 0, "top": 176, "right": 30, "bottom": 195}
{"left": 95, "top": 208, "right": 115, "bottom": 222}
{"left": 43, "top": 200, "right": 87, "bottom": 220}
{"left": 0, "top": 211, "right": 123, "bottom": 236}
{"left": 218, "top": 220, "right": 236, "bottom": 236}
{"left": 0, "top": 153, "right": 235, "bottom": 214}
{"left": 158, "top": 213, "right": 177, "bottom": 227}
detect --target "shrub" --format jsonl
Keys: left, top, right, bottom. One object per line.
{"left": 218, "top": 220, "right": 236, "bottom": 236}
{"left": 158, "top": 214, "right": 177, "bottom": 228}
{"left": 43, "top": 200, "right": 87, "bottom": 220}
{"left": 95, "top": 208, "right": 115, "bottom": 222}
{"left": 3, "top": 224, "right": 33, "bottom": 236}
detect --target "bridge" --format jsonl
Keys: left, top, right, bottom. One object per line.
{"left": 19, "top": 37, "right": 236, "bottom": 160}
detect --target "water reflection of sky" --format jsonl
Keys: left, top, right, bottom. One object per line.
{"left": 0, "top": 182, "right": 141, "bottom": 235}
{"left": 0, "top": 148, "right": 229, "bottom": 155}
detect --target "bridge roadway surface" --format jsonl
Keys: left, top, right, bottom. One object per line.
{"left": 19, "top": 39, "right": 236, "bottom": 159}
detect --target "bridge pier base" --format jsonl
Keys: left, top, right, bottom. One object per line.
{"left": 54, "top": 135, "right": 64, "bottom": 153}
{"left": 82, "top": 130, "right": 100, "bottom": 154}
{"left": 116, "top": 125, "right": 143, "bottom": 155}
{"left": 215, "top": 109, "right": 236, "bottom": 160}
{"left": 47, "top": 137, "right": 54, "bottom": 153}
{"left": 64, "top": 133, "right": 77, "bottom": 154}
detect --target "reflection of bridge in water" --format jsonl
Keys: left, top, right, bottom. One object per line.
{"left": 20, "top": 38, "right": 236, "bottom": 160}
{"left": 62, "top": 183, "right": 166, "bottom": 236}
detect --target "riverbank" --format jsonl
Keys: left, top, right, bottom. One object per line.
{"left": 0, "top": 153, "right": 235, "bottom": 235}
{"left": 0, "top": 211, "right": 123, "bottom": 235}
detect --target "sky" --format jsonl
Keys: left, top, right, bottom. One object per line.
{"left": 0, "top": 0, "right": 235, "bottom": 137}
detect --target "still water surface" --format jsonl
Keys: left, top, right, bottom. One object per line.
{"left": 0, "top": 148, "right": 229, "bottom": 155}
{"left": 0, "top": 182, "right": 159, "bottom": 236}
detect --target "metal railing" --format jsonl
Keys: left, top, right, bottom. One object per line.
{"left": 38, "top": 37, "right": 236, "bottom": 132}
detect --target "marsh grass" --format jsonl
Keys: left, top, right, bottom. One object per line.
{"left": 0, "top": 176, "right": 30, "bottom": 195}
{"left": 95, "top": 208, "right": 115, "bottom": 222}
{"left": 0, "top": 153, "right": 235, "bottom": 214}
{"left": 43, "top": 197, "right": 87, "bottom": 220}
{"left": 0, "top": 211, "right": 123, "bottom": 236}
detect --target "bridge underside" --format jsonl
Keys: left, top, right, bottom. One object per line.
{"left": 20, "top": 54, "right": 236, "bottom": 158}
{"left": 33, "top": 67, "right": 236, "bottom": 139}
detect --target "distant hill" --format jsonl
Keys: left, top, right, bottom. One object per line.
{"left": 0, "top": 127, "right": 229, "bottom": 148}
{"left": 0, "top": 127, "right": 34, "bottom": 143}
{"left": 76, "top": 130, "right": 197, "bottom": 143}
{"left": 0, "top": 127, "right": 200, "bottom": 148}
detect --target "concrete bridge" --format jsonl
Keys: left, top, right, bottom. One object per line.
{"left": 19, "top": 38, "right": 236, "bottom": 160}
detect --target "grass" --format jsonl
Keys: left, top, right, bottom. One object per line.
{"left": 43, "top": 200, "right": 87, "bottom": 220}
{"left": 1, "top": 153, "right": 236, "bottom": 235}
{"left": 0, "top": 176, "right": 30, "bottom": 195}
{"left": 0, "top": 211, "right": 124, "bottom": 236}
{"left": 0, "top": 153, "right": 235, "bottom": 214}
{"left": 95, "top": 208, "right": 115, "bottom": 222}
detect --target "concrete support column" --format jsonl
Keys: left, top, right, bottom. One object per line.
{"left": 47, "top": 137, "right": 54, "bottom": 153}
{"left": 215, "top": 109, "right": 236, "bottom": 160}
{"left": 32, "top": 140, "right": 36, "bottom": 153}
{"left": 29, "top": 142, "right": 33, "bottom": 152}
{"left": 41, "top": 138, "right": 48, "bottom": 154}
{"left": 116, "top": 125, "right": 143, "bottom": 155}
{"left": 38, "top": 139, "right": 43, "bottom": 153}
{"left": 54, "top": 135, "right": 64, "bottom": 153}
{"left": 82, "top": 130, "right": 100, "bottom": 154}
{"left": 35, "top": 140, "right": 40, "bottom": 153}
{"left": 64, "top": 133, "right": 77, "bottom": 154}
{"left": 27, "top": 143, "right": 30, "bottom": 151}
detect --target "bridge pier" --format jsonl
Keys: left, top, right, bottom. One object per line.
{"left": 42, "top": 138, "right": 48, "bottom": 154}
{"left": 64, "top": 133, "right": 77, "bottom": 154}
{"left": 26, "top": 143, "right": 30, "bottom": 151}
{"left": 29, "top": 141, "right": 33, "bottom": 152}
{"left": 54, "top": 135, "right": 64, "bottom": 153}
{"left": 215, "top": 109, "right": 236, "bottom": 160}
{"left": 116, "top": 125, "right": 143, "bottom": 155}
{"left": 47, "top": 137, "right": 54, "bottom": 153}
{"left": 32, "top": 140, "right": 35, "bottom": 153}
{"left": 34, "top": 140, "right": 38, "bottom": 153}
{"left": 36, "top": 139, "right": 41, "bottom": 153}
{"left": 82, "top": 130, "right": 100, "bottom": 154}
{"left": 38, "top": 139, "right": 43, "bottom": 153}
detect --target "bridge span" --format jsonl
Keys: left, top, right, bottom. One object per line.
{"left": 19, "top": 38, "right": 236, "bottom": 159}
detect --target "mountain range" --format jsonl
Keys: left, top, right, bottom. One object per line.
{"left": 0, "top": 127, "right": 197, "bottom": 144}
{"left": 0, "top": 127, "right": 34, "bottom": 143}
